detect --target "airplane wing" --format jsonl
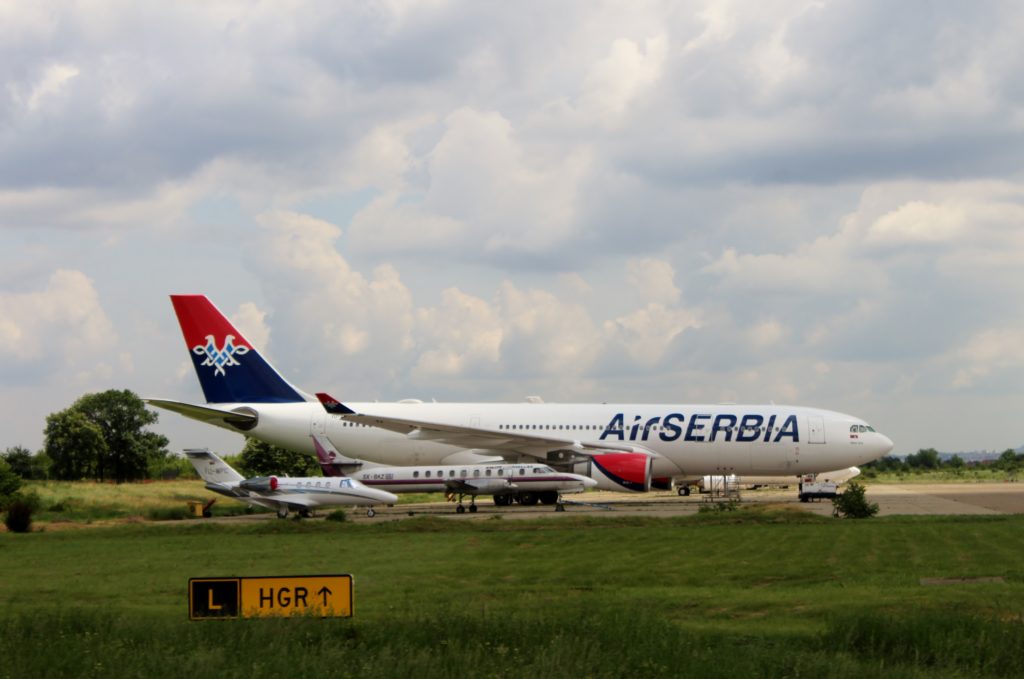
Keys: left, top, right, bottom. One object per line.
{"left": 144, "top": 399, "right": 257, "bottom": 427}
{"left": 316, "top": 393, "right": 654, "bottom": 461}
{"left": 444, "top": 478, "right": 510, "bottom": 494}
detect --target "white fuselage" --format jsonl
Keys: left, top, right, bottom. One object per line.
{"left": 348, "top": 463, "right": 595, "bottom": 495}
{"left": 242, "top": 475, "right": 399, "bottom": 508}
{"left": 203, "top": 401, "right": 893, "bottom": 479}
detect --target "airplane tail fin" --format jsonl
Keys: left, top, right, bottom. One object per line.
{"left": 311, "top": 433, "right": 363, "bottom": 476}
{"left": 312, "top": 434, "right": 344, "bottom": 477}
{"left": 184, "top": 449, "right": 245, "bottom": 486}
{"left": 170, "top": 295, "right": 309, "bottom": 404}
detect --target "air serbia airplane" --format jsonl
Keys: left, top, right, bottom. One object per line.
{"left": 311, "top": 433, "right": 596, "bottom": 512}
{"left": 149, "top": 295, "right": 894, "bottom": 493}
{"left": 184, "top": 448, "right": 397, "bottom": 518}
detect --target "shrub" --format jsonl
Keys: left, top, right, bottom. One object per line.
{"left": 698, "top": 500, "right": 739, "bottom": 514}
{"left": 324, "top": 509, "right": 347, "bottom": 522}
{"left": 832, "top": 481, "right": 878, "bottom": 519}
{"left": 4, "top": 498, "right": 34, "bottom": 533}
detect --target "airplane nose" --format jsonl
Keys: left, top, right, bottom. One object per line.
{"left": 583, "top": 476, "right": 598, "bottom": 489}
{"left": 879, "top": 434, "right": 894, "bottom": 456}
{"left": 373, "top": 489, "right": 399, "bottom": 504}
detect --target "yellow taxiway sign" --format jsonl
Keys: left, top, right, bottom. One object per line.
{"left": 189, "top": 575, "right": 353, "bottom": 620}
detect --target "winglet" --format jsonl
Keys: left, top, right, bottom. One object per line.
{"left": 316, "top": 392, "right": 356, "bottom": 415}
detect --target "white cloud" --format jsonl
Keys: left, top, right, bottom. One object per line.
{"left": 3, "top": 2, "right": 1024, "bottom": 455}
{"left": 230, "top": 302, "right": 271, "bottom": 354}
{"left": 626, "top": 257, "right": 680, "bottom": 305}
{"left": 951, "top": 328, "right": 1024, "bottom": 388}
{"left": 580, "top": 35, "right": 667, "bottom": 123}
{"left": 13, "top": 62, "right": 80, "bottom": 113}
{"left": 867, "top": 200, "right": 967, "bottom": 246}
{"left": 348, "top": 107, "right": 592, "bottom": 257}
{"left": 412, "top": 288, "right": 502, "bottom": 379}
{"left": 604, "top": 303, "right": 701, "bottom": 368}
{"left": 747, "top": 319, "right": 787, "bottom": 350}
{"left": 0, "top": 270, "right": 115, "bottom": 380}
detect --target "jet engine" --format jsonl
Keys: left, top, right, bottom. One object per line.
{"left": 239, "top": 476, "right": 279, "bottom": 492}
{"left": 585, "top": 452, "right": 652, "bottom": 492}
{"left": 650, "top": 477, "right": 675, "bottom": 491}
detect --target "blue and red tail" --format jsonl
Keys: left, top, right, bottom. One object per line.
{"left": 170, "top": 295, "right": 307, "bottom": 404}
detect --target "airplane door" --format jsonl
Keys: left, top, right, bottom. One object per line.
{"left": 807, "top": 416, "right": 825, "bottom": 444}
{"left": 311, "top": 408, "right": 326, "bottom": 437}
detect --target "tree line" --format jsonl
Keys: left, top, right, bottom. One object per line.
{"left": 864, "top": 448, "right": 1024, "bottom": 475}
{"left": 1, "top": 389, "right": 316, "bottom": 485}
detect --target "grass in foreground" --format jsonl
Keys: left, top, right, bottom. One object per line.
{"left": 4, "top": 606, "right": 1022, "bottom": 679}
{"left": 2, "top": 512, "right": 1023, "bottom": 677}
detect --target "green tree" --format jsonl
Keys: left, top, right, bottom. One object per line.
{"left": 864, "top": 456, "right": 905, "bottom": 473}
{"left": 996, "top": 449, "right": 1019, "bottom": 472}
{"left": 946, "top": 455, "right": 965, "bottom": 473}
{"left": 0, "top": 458, "right": 21, "bottom": 502}
{"left": 905, "top": 448, "right": 940, "bottom": 470}
{"left": 237, "top": 438, "right": 318, "bottom": 477}
{"left": 73, "top": 390, "right": 169, "bottom": 482}
{"left": 45, "top": 410, "right": 107, "bottom": 480}
{"left": 2, "top": 446, "right": 49, "bottom": 480}
{"left": 44, "top": 390, "right": 169, "bottom": 482}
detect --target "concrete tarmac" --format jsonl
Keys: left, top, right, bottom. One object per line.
{"left": 344, "top": 482, "right": 1024, "bottom": 522}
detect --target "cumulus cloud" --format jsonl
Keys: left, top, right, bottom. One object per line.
{"left": 412, "top": 288, "right": 502, "bottom": 379}
{"left": 626, "top": 257, "right": 681, "bottom": 305}
{"left": 243, "top": 222, "right": 704, "bottom": 391}
{"left": 348, "top": 107, "right": 591, "bottom": 258}
{"left": 230, "top": 302, "right": 271, "bottom": 354}
{"left": 0, "top": 269, "right": 116, "bottom": 381}
{"left": 247, "top": 211, "right": 415, "bottom": 386}
{"left": 579, "top": 35, "right": 667, "bottom": 124}
{"left": 866, "top": 201, "right": 967, "bottom": 246}
{"left": 4, "top": 2, "right": 1024, "bottom": 454}
{"left": 951, "top": 328, "right": 1024, "bottom": 389}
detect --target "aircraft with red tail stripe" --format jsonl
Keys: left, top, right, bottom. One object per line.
{"left": 148, "top": 295, "right": 894, "bottom": 493}
{"left": 311, "top": 432, "right": 596, "bottom": 513}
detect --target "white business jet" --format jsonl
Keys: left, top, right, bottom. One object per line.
{"left": 184, "top": 449, "right": 397, "bottom": 518}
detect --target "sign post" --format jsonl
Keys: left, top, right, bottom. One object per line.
{"left": 189, "top": 575, "right": 353, "bottom": 620}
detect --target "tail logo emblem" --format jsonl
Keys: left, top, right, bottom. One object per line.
{"left": 192, "top": 334, "right": 250, "bottom": 376}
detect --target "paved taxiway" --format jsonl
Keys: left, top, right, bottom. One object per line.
{"left": 317, "top": 482, "right": 1024, "bottom": 523}
{"left": 135, "top": 482, "right": 1023, "bottom": 528}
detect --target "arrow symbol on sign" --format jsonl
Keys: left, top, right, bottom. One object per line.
{"left": 317, "top": 586, "right": 332, "bottom": 606}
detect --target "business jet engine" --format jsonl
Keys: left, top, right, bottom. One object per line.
{"left": 239, "top": 476, "right": 279, "bottom": 492}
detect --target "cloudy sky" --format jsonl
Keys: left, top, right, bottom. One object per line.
{"left": 2, "top": 1, "right": 1023, "bottom": 457}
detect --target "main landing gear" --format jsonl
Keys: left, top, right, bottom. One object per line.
{"left": 454, "top": 494, "right": 478, "bottom": 514}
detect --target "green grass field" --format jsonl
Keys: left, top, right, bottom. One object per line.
{"left": 19, "top": 480, "right": 448, "bottom": 523}
{"left": 2, "top": 510, "right": 1023, "bottom": 678}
